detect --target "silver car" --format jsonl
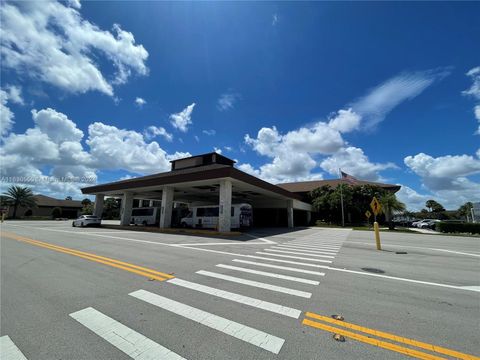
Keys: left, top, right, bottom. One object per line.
{"left": 72, "top": 215, "right": 101, "bottom": 227}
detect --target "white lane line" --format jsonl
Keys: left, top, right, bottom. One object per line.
{"left": 425, "top": 249, "right": 480, "bottom": 258}
{"left": 167, "top": 278, "right": 301, "bottom": 318}
{"left": 69, "top": 307, "right": 186, "bottom": 360}
{"left": 216, "top": 264, "right": 320, "bottom": 285}
{"left": 461, "top": 286, "right": 480, "bottom": 291}
{"left": 349, "top": 242, "right": 480, "bottom": 258}
{"left": 129, "top": 290, "right": 285, "bottom": 354}
{"left": 255, "top": 252, "right": 332, "bottom": 264}
{"left": 273, "top": 245, "right": 337, "bottom": 255}
{"left": 0, "top": 336, "right": 28, "bottom": 360}
{"left": 263, "top": 248, "right": 335, "bottom": 259}
{"left": 232, "top": 260, "right": 325, "bottom": 276}
{"left": 196, "top": 270, "right": 312, "bottom": 298}
{"left": 244, "top": 233, "right": 277, "bottom": 244}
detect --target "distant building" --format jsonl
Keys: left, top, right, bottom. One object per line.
{"left": 7, "top": 194, "right": 82, "bottom": 219}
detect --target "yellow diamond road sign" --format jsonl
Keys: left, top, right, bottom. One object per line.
{"left": 365, "top": 210, "right": 371, "bottom": 219}
{"left": 370, "top": 197, "right": 382, "bottom": 216}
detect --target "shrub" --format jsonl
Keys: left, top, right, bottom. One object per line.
{"left": 436, "top": 222, "right": 480, "bottom": 234}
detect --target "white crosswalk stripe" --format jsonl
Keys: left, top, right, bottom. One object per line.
{"left": 255, "top": 252, "right": 332, "bottom": 264}
{"left": 246, "top": 255, "right": 331, "bottom": 268}
{"left": 232, "top": 259, "right": 326, "bottom": 276}
{"left": 70, "top": 307, "right": 186, "bottom": 360}
{"left": 0, "top": 336, "right": 28, "bottom": 360}
{"left": 129, "top": 289, "right": 285, "bottom": 354}
{"left": 196, "top": 270, "right": 312, "bottom": 298}
{"left": 277, "top": 243, "right": 340, "bottom": 252}
{"left": 287, "top": 242, "right": 341, "bottom": 248}
{"left": 216, "top": 264, "right": 320, "bottom": 285}
{"left": 263, "top": 248, "right": 334, "bottom": 258}
{"left": 167, "top": 278, "right": 302, "bottom": 318}
{"left": 273, "top": 245, "right": 338, "bottom": 255}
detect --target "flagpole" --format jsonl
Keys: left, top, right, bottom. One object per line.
{"left": 339, "top": 168, "right": 345, "bottom": 227}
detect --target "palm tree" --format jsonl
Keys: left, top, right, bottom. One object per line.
{"left": 2, "top": 186, "right": 37, "bottom": 219}
{"left": 379, "top": 193, "right": 406, "bottom": 230}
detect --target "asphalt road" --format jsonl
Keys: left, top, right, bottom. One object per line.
{"left": 1, "top": 221, "right": 479, "bottom": 360}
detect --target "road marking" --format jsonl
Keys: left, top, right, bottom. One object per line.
{"left": 348, "top": 242, "right": 480, "bottom": 257}
{"left": 273, "top": 245, "right": 337, "bottom": 255}
{"left": 255, "top": 252, "right": 332, "bottom": 263}
{"left": 304, "top": 312, "right": 480, "bottom": 360}
{"left": 287, "top": 243, "right": 341, "bottom": 249}
{"left": 232, "top": 260, "right": 325, "bottom": 276}
{"left": 303, "top": 318, "right": 444, "bottom": 360}
{"left": 129, "top": 290, "right": 285, "bottom": 354}
{"left": 167, "top": 278, "right": 301, "bottom": 318}
{"left": 279, "top": 243, "right": 340, "bottom": 251}
{"left": 246, "top": 255, "right": 331, "bottom": 268}
{"left": 196, "top": 270, "right": 312, "bottom": 298}
{"left": 2, "top": 231, "right": 173, "bottom": 282}
{"left": 263, "top": 248, "right": 335, "bottom": 259}
{"left": 70, "top": 307, "right": 186, "bottom": 360}
{"left": 0, "top": 335, "right": 28, "bottom": 360}
{"left": 216, "top": 264, "right": 320, "bottom": 285}
{"left": 244, "top": 233, "right": 277, "bottom": 244}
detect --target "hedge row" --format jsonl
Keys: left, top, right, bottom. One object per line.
{"left": 436, "top": 222, "right": 480, "bottom": 234}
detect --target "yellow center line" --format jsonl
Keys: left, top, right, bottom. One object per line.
{"left": 304, "top": 312, "right": 480, "bottom": 360}
{"left": 303, "top": 318, "right": 446, "bottom": 360}
{"left": 2, "top": 231, "right": 174, "bottom": 282}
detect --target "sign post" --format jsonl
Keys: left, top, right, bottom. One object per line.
{"left": 365, "top": 210, "right": 372, "bottom": 227}
{"left": 370, "top": 197, "right": 382, "bottom": 250}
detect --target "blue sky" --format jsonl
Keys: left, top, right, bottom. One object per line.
{"left": 1, "top": 1, "right": 479, "bottom": 210}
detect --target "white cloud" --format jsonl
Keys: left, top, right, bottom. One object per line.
{"left": 0, "top": 107, "right": 190, "bottom": 198}
{"left": 135, "top": 97, "right": 146, "bottom": 107}
{"left": 0, "top": 1, "right": 148, "bottom": 96}
{"left": 272, "top": 13, "right": 279, "bottom": 26}
{"left": 144, "top": 126, "right": 173, "bottom": 142}
{"left": 395, "top": 185, "right": 430, "bottom": 211}
{"left": 224, "top": 146, "right": 233, "bottom": 152}
{"left": 213, "top": 147, "right": 222, "bottom": 154}
{"left": 328, "top": 108, "right": 361, "bottom": 133}
{"left": 217, "top": 92, "right": 240, "bottom": 112}
{"left": 403, "top": 152, "right": 480, "bottom": 208}
{"left": 170, "top": 103, "right": 195, "bottom": 132}
{"left": 202, "top": 129, "right": 216, "bottom": 136}
{"left": 462, "top": 66, "right": 480, "bottom": 134}
{"left": 320, "top": 147, "right": 397, "bottom": 181}
{"left": 352, "top": 68, "right": 450, "bottom": 130}
{"left": 194, "top": 135, "right": 200, "bottom": 142}
{"left": 0, "top": 90, "right": 15, "bottom": 136}
{"left": 463, "top": 67, "right": 480, "bottom": 100}
{"left": 32, "top": 108, "right": 84, "bottom": 143}
{"left": 4, "top": 85, "right": 24, "bottom": 105}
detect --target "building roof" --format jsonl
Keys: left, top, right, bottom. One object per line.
{"left": 34, "top": 194, "right": 83, "bottom": 208}
{"left": 276, "top": 179, "right": 401, "bottom": 193}
{"left": 81, "top": 164, "right": 302, "bottom": 200}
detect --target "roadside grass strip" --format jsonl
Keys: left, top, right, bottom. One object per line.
{"left": 2, "top": 231, "right": 174, "bottom": 282}
{"left": 302, "top": 312, "right": 480, "bottom": 360}
{"left": 129, "top": 290, "right": 285, "bottom": 354}
{"left": 167, "top": 278, "right": 302, "bottom": 318}
{"left": 0, "top": 335, "right": 28, "bottom": 360}
{"left": 70, "top": 307, "right": 186, "bottom": 360}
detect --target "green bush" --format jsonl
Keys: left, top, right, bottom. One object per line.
{"left": 436, "top": 222, "right": 480, "bottom": 234}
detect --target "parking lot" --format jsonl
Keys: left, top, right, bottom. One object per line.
{"left": 1, "top": 221, "right": 479, "bottom": 360}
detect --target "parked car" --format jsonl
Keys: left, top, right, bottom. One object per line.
{"left": 412, "top": 219, "right": 435, "bottom": 228}
{"left": 419, "top": 220, "right": 440, "bottom": 229}
{"left": 72, "top": 215, "right": 101, "bottom": 227}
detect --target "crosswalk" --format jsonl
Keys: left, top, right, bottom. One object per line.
{"left": 2, "top": 228, "right": 351, "bottom": 359}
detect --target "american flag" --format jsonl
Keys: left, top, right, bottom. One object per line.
{"left": 340, "top": 170, "right": 358, "bottom": 185}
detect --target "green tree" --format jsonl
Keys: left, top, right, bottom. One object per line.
{"left": 379, "top": 193, "right": 406, "bottom": 229}
{"left": 457, "top": 202, "right": 473, "bottom": 221}
{"left": 2, "top": 186, "right": 37, "bottom": 219}
{"left": 425, "top": 199, "right": 445, "bottom": 214}
{"left": 81, "top": 198, "right": 92, "bottom": 206}
{"left": 103, "top": 197, "right": 121, "bottom": 219}
{"left": 81, "top": 203, "right": 94, "bottom": 215}
{"left": 65, "top": 196, "right": 73, "bottom": 200}
{"left": 51, "top": 207, "right": 62, "bottom": 219}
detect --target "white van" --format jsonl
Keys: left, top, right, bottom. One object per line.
{"left": 180, "top": 203, "right": 252, "bottom": 229}
{"left": 131, "top": 207, "right": 160, "bottom": 226}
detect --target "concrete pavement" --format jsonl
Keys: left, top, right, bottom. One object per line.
{"left": 1, "top": 221, "right": 479, "bottom": 359}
